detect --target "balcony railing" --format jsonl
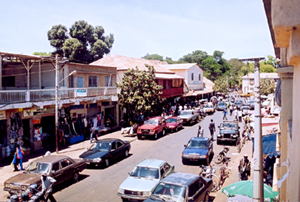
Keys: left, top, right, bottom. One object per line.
{"left": 161, "top": 87, "right": 184, "bottom": 98}
{"left": 0, "top": 87, "right": 117, "bottom": 104}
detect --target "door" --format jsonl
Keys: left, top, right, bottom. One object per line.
{"left": 77, "top": 77, "right": 84, "bottom": 88}
{"left": 50, "top": 162, "right": 64, "bottom": 185}
{"left": 60, "top": 158, "right": 74, "bottom": 181}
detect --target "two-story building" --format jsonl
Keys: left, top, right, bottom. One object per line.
{"left": 0, "top": 52, "right": 118, "bottom": 158}
{"left": 242, "top": 73, "right": 279, "bottom": 94}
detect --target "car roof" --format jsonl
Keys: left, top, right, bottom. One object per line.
{"left": 137, "top": 159, "right": 166, "bottom": 168}
{"left": 161, "top": 172, "right": 199, "bottom": 186}
{"left": 96, "top": 138, "right": 120, "bottom": 143}
{"left": 32, "top": 155, "right": 70, "bottom": 163}
{"left": 190, "top": 137, "right": 209, "bottom": 141}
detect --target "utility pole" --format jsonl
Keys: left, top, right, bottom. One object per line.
{"left": 239, "top": 57, "right": 264, "bottom": 202}
{"left": 55, "top": 55, "right": 59, "bottom": 154}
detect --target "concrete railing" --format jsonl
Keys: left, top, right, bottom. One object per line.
{"left": 0, "top": 87, "right": 117, "bottom": 104}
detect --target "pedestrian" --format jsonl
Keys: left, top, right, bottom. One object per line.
{"left": 90, "top": 125, "right": 99, "bottom": 143}
{"left": 16, "top": 144, "right": 24, "bottom": 170}
{"left": 223, "top": 109, "right": 228, "bottom": 120}
{"left": 238, "top": 110, "right": 242, "bottom": 122}
{"left": 41, "top": 173, "right": 57, "bottom": 202}
{"left": 234, "top": 109, "right": 238, "bottom": 121}
{"left": 12, "top": 150, "right": 19, "bottom": 171}
{"left": 238, "top": 154, "right": 251, "bottom": 180}
{"left": 229, "top": 104, "right": 233, "bottom": 116}
{"left": 208, "top": 119, "right": 215, "bottom": 140}
{"left": 197, "top": 125, "right": 204, "bottom": 137}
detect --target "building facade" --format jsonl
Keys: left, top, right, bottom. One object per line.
{"left": 242, "top": 73, "right": 279, "bottom": 94}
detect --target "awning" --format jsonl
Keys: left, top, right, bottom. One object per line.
{"left": 252, "top": 133, "right": 279, "bottom": 156}
{"left": 155, "top": 73, "right": 184, "bottom": 79}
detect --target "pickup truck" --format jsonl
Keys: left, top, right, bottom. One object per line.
{"left": 178, "top": 110, "right": 199, "bottom": 125}
{"left": 137, "top": 116, "right": 166, "bottom": 140}
{"left": 4, "top": 155, "right": 86, "bottom": 195}
{"left": 217, "top": 121, "right": 240, "bottom": 145}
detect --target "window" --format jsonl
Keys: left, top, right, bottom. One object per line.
{"left": 2, "top": 76, "right": 15, "bottom": 87}
{"left": 116, "top": 141, "right": 123, "bottom": 148}
{"left": 111, "top": 142, "right": 117, "bottom": 150}
{"left": 199, "top": 74, "right": 201, "bottom": 81}
{"left": 191, "top": 73, "right": 194, "bottom": 81}
{"left": 105, "top": 76, "right": 113, "bottom": 86}
{"left": 69, "top": 75, "right": 74, "bottom": 88}
{"left": 164, "top": 163, "right": 170, "bottom": 172}
{"left": 52, "top": 162, "right": 60, "bottom": 172}
{"left": 61, "top": 158, "right": 72, "bottom": 168}
{"left": 160, "top": 168, "right": 165, "bottom": 178}
{"left": 89, "top": 76, "right": 98, "bottom": 87}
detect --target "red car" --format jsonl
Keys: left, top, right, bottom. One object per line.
{"left": 166, "top": 116, "right": 183, "bottom": 132}
{"left": 137, "top": 117, "right": 166, "bottom": 140}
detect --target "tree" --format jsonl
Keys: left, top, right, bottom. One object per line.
{"left": 179, "top": 50, "right": 208, "bottom": 65}
{"left": 117, "top": 65, "right": 163, "bottom": 119}
{"left": 213, "top": 77, "right": 229, "bottom": 93}
{"left": 142, "top": 54, "right": 164, "bottom": 61}
{"left": 48, "top": 20, "right": 114, "bottom": 63}
{"left": 201, "top": 56, "right": 222, "bottom": 81}
{"left": 228, "top": 59, "right": 244, "bottom": 87}
{"left": 259, "top": 64, "right": 277, "bottom": 73}
{"left": 260, "top": 78, "right": 275, "bottom": 95}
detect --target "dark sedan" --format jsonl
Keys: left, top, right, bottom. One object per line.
{"left": 145, "top": 172, "right": 212, "bottom": 202}
{"left": 79, "top": 138, "right": 131, "bottom": 167}
{"left": 166, "top": 116, "right": 183, "bottom": 132}
{"left": 182, "top": 137, "right": 213, "bottom": 165}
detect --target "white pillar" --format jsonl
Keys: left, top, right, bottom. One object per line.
{"left": 253, "top": 59, "right": 263, "bottom": 202}
{"left": 55, "top": 55, "right": 59, "bottom": 153}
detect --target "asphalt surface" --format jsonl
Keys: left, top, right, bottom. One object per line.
{"left": 1, "top": 107, "right": 253, "bottom": 202}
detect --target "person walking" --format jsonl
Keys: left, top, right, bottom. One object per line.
{"left": 208, "top": 119, "right": 215, "bottom": 140}
{"left": 41, "top": 173, "right": 57, "bottom": 202}
{"left": 16, "top": 144, "right": 24, "bottom": 170}
{"left": 223, "top": 109, "right": 228, "bottom": 120}
{"left": 238, "top": 154, "right": 251, "bottom": 180}
{"left": 238, "top": 109, "right": 242, "bottom": 122}
{"left": 12, "top": 150, "right": 19, "bottom": 171}
{"left": 197, "top": 125, "right": 204, "bottom": 137}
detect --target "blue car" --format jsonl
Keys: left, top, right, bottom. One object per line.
{"left": 181, "top": 137, "right": 213, "bottom": 165}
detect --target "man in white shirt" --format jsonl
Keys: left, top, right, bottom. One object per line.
{"left": 41, "top": 173, "right": 57, "bottom": 202}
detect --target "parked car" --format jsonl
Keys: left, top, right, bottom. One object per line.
{"left": 182, "top": 137, "right": 213, "bottom": 165}
{"left": 203, "top": 103, "right": 215, "bottom": 115}
{"left": 234, "top": 100, "right": 243, "bottom": 110}
{"left": 144, "top": 172, "right": 212, "bottom": 202}
{"left": 166, "top": 116, "right": 183, "bottom": 132}
{"left": 79, "top": 138, "right": 131, "bottom": 167}
{"left": 117, "top": 159, "right": 175, "bottom": 201}
{"left": 248, "top": 100, "right": 255, "bottom": 110}
{"left": 241, "top": 106, "right": 250, "bottom": 116}
{"left": 216, "top": 101, "right": 227, "bottom": 111}
{"left": 137, "top": 117, "right": 167, "bottom": 140}
{"left": 217, "top": 121, "right": 240, "bottom": 145}
{"left": 4, "top": 155, "right": 86, "bottom": 195}
{"left": 178, "top": 110, "right": 199, "bottom": 125}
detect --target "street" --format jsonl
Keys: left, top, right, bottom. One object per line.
{"left": 52, "top": 110, "right": 244, "bottom": 202}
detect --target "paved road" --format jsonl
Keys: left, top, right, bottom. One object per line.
{"left": 53, "top": 110, "right": 244, "bottom": 202}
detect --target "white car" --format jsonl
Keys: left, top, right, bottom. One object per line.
{"left": 203, "top": 103, "right": 215, "bottom": 114}
{"left": 117, "top": 159, "right": 175, "bottom": 201}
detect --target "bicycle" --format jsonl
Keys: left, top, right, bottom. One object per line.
{"left": 199, "top": 165, "right": 220, "bottom": 192}
{"left": 216, "top": 160, "right": 232, "bottom": 191}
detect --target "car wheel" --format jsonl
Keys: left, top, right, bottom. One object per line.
{"left": 182, "top": 159, "right": 187, "bottom": 165}
{"left": 105, "top": 159, "right": 110, "bottom": 167}
{"left": 175, "top": 127, "right": 178, "bottom": 132}
{"left": 217, "top": 140, "right": 221, "bottom": 145}
{"left": 162, "top": 129, "right": 166, "bottom": 136}
{"left": 124, "top": 150, "right": 129, "bottom": 158}
{"left": 154, "top": 132, "right": 158, "bottom": 140}
{"left": 137, "top": 135, "right": 142, "bottom": 140}
{"left": 73, "top": 171, "right": 79, "bottom": 182}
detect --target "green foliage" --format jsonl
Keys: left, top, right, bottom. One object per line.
{"left": 260, "top": 78, "right": 275, "bottom": 95}
{"left": 117, "top": 65, "right": 163, "bottom": 117}
{"left": 213, "top": 77, "right": 229, "bottom": 93}
{"left": 179, "top": 50, "right": 208, "bottom": 65}
{"left": 48, "top": 20, "right": 114, "bottom": 63}
{"left": 143, "top": 53, "right": 164, "bottom": 61}
{"left": 32, "top": 52, "right": 52, "bottom": 56}
{"left": 259, "top": 64, "right": 276, "bottom": 73}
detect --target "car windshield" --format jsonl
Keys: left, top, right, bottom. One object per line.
{"left": 130, "top": 166, "right": 159, "bottom": 179}
{"left": 144, "top": 119, "right": 159, "bottom": 125}
{"left": 222, "top": 123, "right": 237, "bottom": 128}
{"left": 187, "top": 140, "right": 208, "bottom": 148}
{"left": 26, "top": 162, "right": 50, "bottom": 174}
{"left": 248, "top": 101, "right": 255, "bottom": 104}
{"left": 166, "top": 118, "right": 177, "bottom": 123}
{"left": 89, "top": 142, "right": 110, "bottom": 151}
{"left": 242, "top": 107, "right": 250, "bottom": 110}
{"left": 204, "top": 105, "right": 212, "bottom": 108}
{"left": 152, "top": 182, "right": 186, "bottom": 202}
{"left": 181, "top": 111, "right": 192, "bottom": 116}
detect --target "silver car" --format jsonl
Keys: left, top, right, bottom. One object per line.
{"left": 117, "top": 159, "right": 175, "bottom": 201}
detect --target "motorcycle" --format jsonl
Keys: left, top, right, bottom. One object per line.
{"left": 214, "top": 147, "right": 229, "bottom": 164}
{"left": 199, "top": 165, "right": 219, "bottom": 192}
{"left": 9, "top": 185, "right": 51, "bottom": 202}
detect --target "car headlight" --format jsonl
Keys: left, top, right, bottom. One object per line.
{"left": 21, "top": 185, "right": 28, "bottom": 191}
{"left": 182, "top": 153, "right": 188, "bottom": 157}
{"left": 200, "top": 155, "right": 207, "bottom": 158}
{"left": 4, "top": 183, "right": 10, "bottom": 188}
{"left": 93, "top": 157, "right": 102, "bottom": 163}
{"left": 138, "top": 129, "right": 141, "bottom": 132}
{"left": 143, "top": 191, "right": 152, "bottom": 197}
{"left": 118, "top": 188, "right": 124, "bottom": 194}
{"left": 169, "top": 126, "right": 175, "bottom": 128}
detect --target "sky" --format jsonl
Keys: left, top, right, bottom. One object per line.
{"left": 0, "top": 0, "right": 274, "bottom": 61}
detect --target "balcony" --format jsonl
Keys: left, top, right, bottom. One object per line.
{"left": 161, "top": 87, "right": 184, "bottom": 98}
{"left": 0, "top": 87, "right": 117, "bottom": 104}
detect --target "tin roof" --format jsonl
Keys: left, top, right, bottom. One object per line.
{"left": 164, "top": 63, "right": 198, "bottom": 70}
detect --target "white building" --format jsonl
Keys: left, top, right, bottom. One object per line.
{"left": 242, "top": 73, "right": 279, "bottom": 94}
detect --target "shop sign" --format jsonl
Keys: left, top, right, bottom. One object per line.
{"left": 111, "top": 95, "right": 118, "bottom": 101}
{"left": 24, "top": 107, "right": 55, "bottom": 117}
{"left": 193, "top": 81, "right": 199, "bottom": 84}
{"left": 0, "top": 111, "right": 6, "bottom": 120}
{"left": 76, "top": 89, "right": 87, "bottom": 97}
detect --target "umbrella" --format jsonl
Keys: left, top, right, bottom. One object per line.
{"left": 222, "top": 180, "right": 279, "bottom": 202}
{"left": 227, "top": 195, "right": 252, "bottom": 202}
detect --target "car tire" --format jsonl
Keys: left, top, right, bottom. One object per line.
{"left": 153, "top": 132, "right": 158, "bottom": 140}
{"left": 73, "top": 171, "right": 79, "bottom": 182}
{"left": 124, "top": 150, "right": 129, "bottom": 158}
{"left": 182, "top": 159, "right": 187, "bottom": 165}
{"left": 175, "top": 127, "right": 178, "bottom": 132}
{"left": 162, "top": 129, "right": 166, "bottom": 136}
{"left": 105, "top": 159, "right": 110, "bottom": 167}
{"left": 137, "top": 135, "right": 142, "bottom": 140}
{"left": 217, "top": 139, "right": 221, "bottom": 145}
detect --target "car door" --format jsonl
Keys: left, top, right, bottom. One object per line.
{"left": 188, "top": 178, "right": 204, "bottom": 202}
{"left": 60, "top": 158, "right": 74, "bottom": 181}
{"left": 115, "top": 140, "right": 125, "bottom": 159}
{"left": 50, "top": 161, "right": 64, "bottom": 185}
{"left": 110, "top": 141, "right": 118, "bottom": 160}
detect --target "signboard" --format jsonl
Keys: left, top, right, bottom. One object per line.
{"left": 0, "top": 111, "right": 6, "bottom": 120}
{"left": 111, "top": 95, "right": 118, "bottom": 101}
{"left": 193, "top": 81, "right": 200, "bottom": 84}
{"left": 76, "top": 89, "right": 87, "bottom": 97}
{"left": 23, "top": 107, "right": 55, "bottom": 117}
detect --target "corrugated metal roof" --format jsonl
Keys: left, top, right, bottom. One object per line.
{"left": 155, "top": 73, "right": 184, "bottom": 79}
{"left": 164, "top": 63, "right": 198, "bottom": 70}
{"left": 242, "top": 73, "right": 279, "bottom": 79}
{"left": 90, "top": 55, "right": 174, "bottom": 74}
{"left": 0, "top": 51, "right": 51, "bottom": 60}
